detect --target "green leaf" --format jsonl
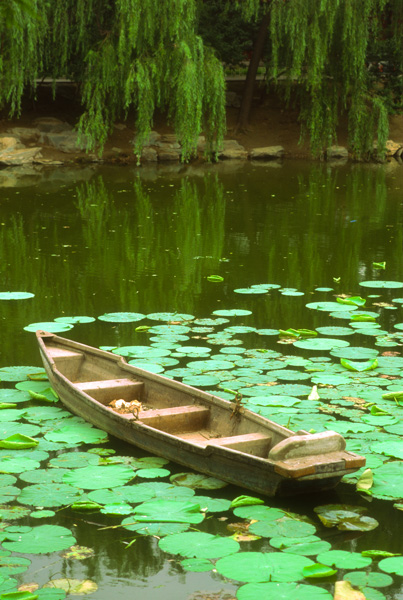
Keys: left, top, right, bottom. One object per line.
{"left": 316, "top": 550, "right": 372, "bottom": 569}
{"left": 378, "top": 556, "right": 403, "bottom": 575}
{"left": 180, "top": 558, "right": 213, "bottom": 572}
{"left": 17, "top": 483, "right": 82, "bottom": 508}
{"left": 215, "top": 552, "right": 314, "bottom": 583}
{"left": 0, "top": 292, "right": 34, "bottom": 300}
{"left": 337, "top": 296, "right": 366, "bottom": 307}
{"left": 0, "top": 434, "right": 38, "bottom": 449}
{"left": 207, "top": 275, "right": 224, "bottom": 282}
{"left": 132, "top": 500, "right": 204, "bottom": 524}
{"left": 340, "top": 358, "right": 378, "bottom": 371}
{"left": 356, "top": 469, "right": 373, "bottom": 492}
{"left": 98, "top": 312, "right": 145, "bottom": 322}
{"left": 236, "top": 582, "right": 333, "bottom": 600}
{"left": 372, "top": 262, "right": 386, "bottom": 270}
{"left": 170, "top": 473, "right": 227, "bottom": 489}
{"left": 302, "top": 564, "right": 337, "bottom": 578}
{"left": 2, "top": 525, "right": 76, "bottom": 554}
{"left": 158, "top": 531, "right": 240, "bottom": 558}
{"left": 344, "top": 571, "right": 393, "bottom": 588}
{"left": 62, "top": 465, "right": 134, "bottom": 490}
{"left": 230, "top": 495, "right": 264, "bottom": 509}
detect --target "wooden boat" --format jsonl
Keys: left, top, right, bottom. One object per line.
{"left": 36, "top": 331, "right": 365, "bottom": 497}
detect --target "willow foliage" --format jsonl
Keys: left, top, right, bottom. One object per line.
{"left": 0, "top": 0, "right": 401, "bottom": 159}
{"left": 262, "top": 0, "right": 400, "bottom": 156}
{"left": 0, "top": 0, "right": 225, "bottom": 158}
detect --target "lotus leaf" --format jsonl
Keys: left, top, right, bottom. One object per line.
{"left": 294, "top": 339, "right": 350, "bottom": 351}
{"left": 49, "top": 452, "right": 99, "bottom": 469}
{"left": 316, "top": 550, "right": 371, "bottom": 569}
{"left": 0, "top": 506, "right": 29, "bottom": 520}
{"left": 314, "top": 504, "right": 378, "bottom": 531}
{"left": 215, "top": 552, "right": 314, "bottom": 583}
{"left": 0, "top": 367, "right": 46, "bottom": 383}
{"left": 0, "top": 390, "right": 28, "bottom": 404}
{"left": 233, "top": 505, "right": 285, "bottom": 521}
{"left": 302, "top": 564, "right": 337, "bottom": 578}
{"left": 54, "top": 316, "right": 95, "bottom": 324}
{"left": 359, "top": 280, "right": 403, "bottom": 288}
{"left": 45, "top": 424, "right": 108, "bottom": 444}
{"left": 0, "top": 434, "right": 38, "bottom": 449}
{"left": 249, "top": 517, "right": 316, "bottom": 539}
{"left": 378, "top": 556, "right": 403, "bottom": 575}
{"left": 17, "top": 483, "right": 82, "bottom": 507}
{"left": 23, "top": 322, "right": 73, "bottom": 333}
{"left": 135, "top": 481, "right": 195, "bottom": 499}
{"left": 121, "top": 519, "right": 189, "bottom": 535}
{"left": 170, "top": 473, "right": 227, "bottom": 489}
{"left": 3, "top": 525, "right": 76, "bottom": 554}
{"left": 136, "top": 468, "right": 170, "bottom": 479}
{"left": 158, "top": 531, "right": 240, "bottom": 558}
{"left": 344, "top": 571, "right": 393, "bottom": 588}
{"left": 236, "top": 582, "right": 332, "bottom": 600}
{"left": 180, "top": 558, "right": 213, "bottom": 572}
{"left": 98, "top": 312, "right": 145, "bottom": 322}
{"left": 0, "top": 556, "right": 31, "bottom": 576}
{"left": 132, "top": 500, "right": 204, "bottom": 523}
{"left": 100, "top": 502, "right": 133, "bottom": 515}
{"left": 192, "top": 496, "right": 231, "bottom": 512}
{"left": 371, "top": 441, "right": 403, "bottom": 459}
{"left": 0, "top": 292, "right": 34, "bottom": 300}
{"left": 43, "top": 579, "right": 97, "bottom": 595}
{"left": 0, "top": 457, "right": 40, "bottom": 474}
{"left": 30, "top": 510, "right": 56, "bottom": 519}
{"left": 316, "top": 326, "right": 356, "bottom": 336}
{"left": 276, "top": 539, "right": 331, "bottom": 556}
{"left": 62, "top": 465, "right": 134, "bottom": 489}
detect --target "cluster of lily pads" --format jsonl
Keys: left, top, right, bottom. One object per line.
{"left": 1, "top": 279, "right": 403, "bottom": 599}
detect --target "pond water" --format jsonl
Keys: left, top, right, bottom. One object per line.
{"left": 0, "top": 160, "right": 403, "bottom": 600}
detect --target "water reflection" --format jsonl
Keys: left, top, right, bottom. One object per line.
{"left": 0, "top": 162, "right": 402, "bottom": 366}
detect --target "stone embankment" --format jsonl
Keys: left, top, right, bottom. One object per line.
{"left": 0, "top": 116, "right": 402, "bottom": 169}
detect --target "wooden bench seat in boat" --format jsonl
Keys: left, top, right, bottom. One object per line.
{"left": 207, "top": 432, "right": 272, "bottom": 456}
{"left": 138, "top": 405, "right": 210, "bottom": 433}
{"left": 75, "top": 378, "right": 144, "bottom": 403}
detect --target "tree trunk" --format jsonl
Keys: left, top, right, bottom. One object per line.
{"left": 236, "top": 10, "right": 271, "bottom": 131}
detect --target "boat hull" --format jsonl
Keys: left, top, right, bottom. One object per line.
{"left": 37, "top": 332, "right": 365, "bottom": 497}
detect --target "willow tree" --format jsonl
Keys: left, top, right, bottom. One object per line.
{"left": 0, "top": 0, "right": 402, "bottom": 159}
{"left": 234, "top": 0, "right": 403, "bottom": 157}
{"left": 0, "top": 0, "right": 226, "bottom": 158}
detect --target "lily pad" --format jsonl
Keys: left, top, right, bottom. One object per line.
{"left": 250, "top": 517, "right": 316, "bottom": 539}
{"left": 294, "top": 339, "right": 350, "bottom": 351}
{"left": 316, "top": 550, "right": 372, "bottom": 569}
{"left": 180, "top": 558, "right": 213, "bottom": 572}
{"left": 23, "top": 322, "right": 74, "bottom": 333}
{"left": 54, "top": 316, "right": 95, "bottom": 324}
{"left": 170, "top": 472, "right": 227, "bottom": 489}
{"left": 43, "top": 579, "right": 97, "bottom": 595}
{"left": 359, "top": 280, "right": 403, "bottom": 288}
{"left": 62, "top": 465, "right": 134, "bottom": 489}
{"left": 0, "top": 292, "right": 34, "bottom": 300}
{"left": 343, "top": 571, "right": 393, "bottom": 588}
{"left": 236, "top": 582, "right": 332, "bottom": 600}
{"left": 158, "top": 531, "right": 240, "bottom": 558}
{"left": 17, "top": 483, "right": 82, "bottom": 508}
{"left": 378, "top": 556, "right": 403, "bottom": 576}
{"left": 121, "top": 519, "right": 189, "bottom": 536}
{"left": 0, "top": 556, "right": 31, "bottom": 575}
{"left": 0, "top": 367, "right": 47, "bottom": 383}
{"left": 2, "top": 525, "right": 76, "bottom": 554}
{"left": 45, "top": 424, "right": 108, "bottom": 445}
{"left": 132, "top": 500, "right": 204, "bottom": 524}
{"left": 97, "top": 312, "right": 145, "bottom": 322}
{"left": 215, "top": 552, "right": 314, "bottom": 583}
